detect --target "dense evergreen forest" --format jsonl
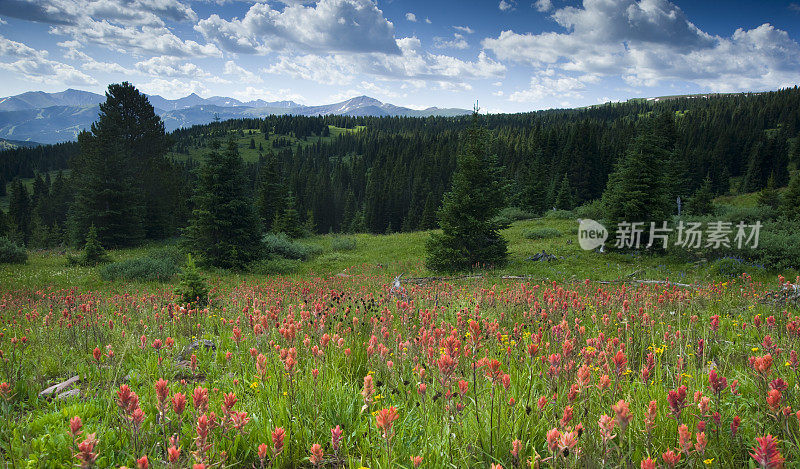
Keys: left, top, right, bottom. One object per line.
{"left": 1, "top": 85, "right": 798, "bottom": 250}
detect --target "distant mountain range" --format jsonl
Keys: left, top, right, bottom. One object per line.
{"left": 0, "top": 89, "right": 471, "bottom": 144}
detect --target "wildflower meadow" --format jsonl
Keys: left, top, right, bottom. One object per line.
{"left": 0, "top": 269, "right": 798, "bottom": 468}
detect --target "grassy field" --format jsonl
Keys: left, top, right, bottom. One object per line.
{"left": 0, "top": 218, "right": 798, "bottom": 468}
{"left": 1, "top": 216, "right": 780, "bottom": 292}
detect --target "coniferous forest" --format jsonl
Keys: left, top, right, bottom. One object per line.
{"left": 1, "top": 83, "right": 799, "bottom": 255}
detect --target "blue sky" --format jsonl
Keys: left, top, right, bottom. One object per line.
{"left": 0, "top": 0, "right": 799, "bottom": 112}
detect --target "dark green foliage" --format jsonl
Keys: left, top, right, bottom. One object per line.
{"left": 255, "top": 155, "right": 284, "bottom": 232}
{"left": 782, "top": 171, "right": 800, "bottom": 220}
{"left": 602, "top": 121, "right": 672, "bottom": 246}
{"left": 574, "top": 199, "right": 604, "bottom": 220}
{"left": 523, "top": 227, "right": 562, "bottom": 239}
{"left": 757, "top": 175, "right": 782, "bottom": 210}
{"left": 0, "top": 237, "right": 27, "bottom": 264}
{"left": 183, "top": 139, "right": 262, "bottom": 269}
{"left": 69, "top": 82, "right": 174, "bottom": 247}
{"left": 76, "top": 224, "right": 110, "bottom": 266}
{"left": 418, "top": 194, "right": 438, "bottom": 230}
{"left": 99, "top": 257, "right": 179, "bottom": 282}
{"left": 685, "top": 177, "right": 715, "bottom": 216}
{"left": 175, "top": 254, "right": 209, "bottom": 306}
{"left": 262, "top": 232, "right": 322, "bottom": 260}
{"left": 544, "top": 209, "right": 574, "bottom": 220}
{"left": 739, "top": 130, "right": 790, "bottom": 193}
{"left": 0, "top": 209, "right": 8, "bottom": 238}
{"left": 426, "top": 110, "right": 508, "bottom": 272}
{"left": 497, "top": 207, "right": 536, "bottom": 222}
{"left": 272, "top": 192, "right": 304, "bottom": 239}
{"left": 7, "top": 179, "right": 31, "bottom": 245}
{"left": 751, "top": 219, "right": 800, "bottom": 270}
{"left": 554, "top": 174, "right": 575, "bottom": 210}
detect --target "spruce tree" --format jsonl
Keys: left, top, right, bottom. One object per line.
{"left": 183, "top": 139, "right": 262, "bottom": 269}
{"left": 7, "top": 179, "right": 31, "bottom": 245}
{"left": 255, "top": 155, "right": 284, "bottom": 232}
{"left": 79, "top": 224, "right": 110, "bottom": 266}
{"left": 757, "top": 174, "right": 781, "bottom": 210}
{"left": 341, "top": 189, "right": 357, "bottom": 233}
{"left": 69, "top": 82, "right": 170, "bottom": 246}
{"left": 272, "top": 192, "right": 303, "bottom": 238}
{"left": 601, "top": 120, "right": 671, "bottom": 246}
{"left": 0, "top": 209, "right": 8, "bottom": 238}
{"left": 782, "top": 171, "right": 800, "bottom": 220}
{"left": 419, "top": 193, "right": 438, "bottom": 230}
{"left": 554, "top": 174, "right": 575, "bottom": 210}
{"left": 425, "top": 108, "right": 508, "bottom": 272}
{"left": 685, "top": 177, "right": 715, "bottom": 216}
{"left": 175, "top": 254, "right": 209, "bottom": 306}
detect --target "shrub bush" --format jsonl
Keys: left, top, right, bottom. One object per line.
{"left": 544, "top": 209, "right": 575, "bottom": 220}
{"left": 0, "top": 237, "right": 27, "bottom": 264}
{"left": 262, "top": 233, "right": 322, "bottom": 260}
{"left": 499, "top": 207, "right": 536, "bottom": 221}
{"left": 99, "top": 257, "right": 179, "bottom": 282}
{"left": 146, "top": 245, "right": 185, "bottom": 265}
{"left": 574, "top": 199, "right": 604, "bottom": 220}
{"left": 748, "top": 219, "right": 800, "bottom": 271}
{"left": 330, "top": 236, "right": 357, "bottom": 252}
{"left": 717, "top": 204, "right": 777, "bottom": 224}
{"left": 522, "top": 227, "right": 562, "bottom": 239}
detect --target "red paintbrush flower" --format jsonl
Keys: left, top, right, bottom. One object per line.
{"left": 667, "top": 385, "right": 687, "bottom": 420}
{"left": 309, "top": 443, "right": 324, "bottom": 466}
{"left": 69, "top": 415, "right": 83, "bottom": 439}
{"left": 172, "top": 392, "right": 186, "bottom": 415}
{"left": 271, "top": 427, "right": 285, "bottom": 455}
{"left": 750, "top": 434, "right": 785, "bottom": 469}
{"left": 661, "top": 450, "right": 681, "bottom": 468}
{"left": 375, "top": 406, "right": 400, "bottom": 440}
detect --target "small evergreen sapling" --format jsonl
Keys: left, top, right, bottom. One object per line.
{"left": 175, "top": 254, "right": 209, "bottom": 307}
{"left": 78, "top": 225, "right": 110, "bottom": 266}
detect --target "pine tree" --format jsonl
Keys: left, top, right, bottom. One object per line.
{"left": 757, "top": 174, "right": 781, "bottom": 210}
{"left": 554, "top": 174, "right": 575, "bottom": 210}
{"left": 272, "top": 192, "right": 303, "bottom": 238}
{"left": 79, "top": 224, "right": 110, "bottom": 266}
{"left": 29, "top": 218, "right": 50, "bottom": 249}
{"left": 0, "top": 209, "right": 8, "bottom": 238}
{"left": 341, "top": 189, "right": 357, "bottom": 233}
{"left": 68, "top": 82, "right": 170, "bottom": 246}
{"left": 419, "top": 193, "right": 438, "bottom": 230}
{"left": 782, "top": 171, "right": 800, "bottom": 220}
{"left": 601, "top": 120, "right": 671, "bottom": 246}
{"left": 175, "top": 254, "right": 209, "bottom": 306}
{"left": 685, "top": 177, "right": 715, "bottom": 216}
{"left": 255, "top": 155, "right": 284, "bottom": 232}
{"left": 7, "top": 179, "right": 31, "bottom": 245}
{"left": 425, "top": 108, "right": 508, "bottom": 272}
{"left": 183, "top": 139, "right": 262, "bottom": 269}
